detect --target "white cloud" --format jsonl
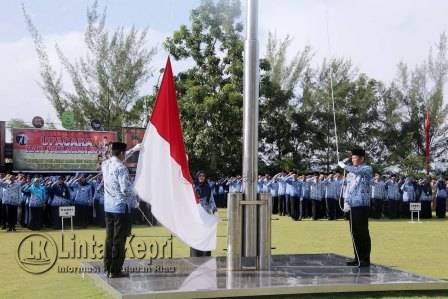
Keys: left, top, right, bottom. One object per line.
{"left": 258, "top": 0, "right": 448, "bottom": 83}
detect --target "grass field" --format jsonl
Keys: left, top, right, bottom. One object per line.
{"left": 1, "top": 210, "right": 448, "bottom": 299}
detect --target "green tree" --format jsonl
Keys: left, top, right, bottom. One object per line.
{"left": 298, "top": 58, "right": 384, "bottom": 170}
{"left": 164, "top": 0, "right": 244, "bottom": 175}
{"left": 394, "top": 33, "right": 448, "bottom": 168}
{"left": 259, "top": 33, "right": 312, "bottom": 170}
{"left": 23, "top": 1, "right": 156, "bottom": 133}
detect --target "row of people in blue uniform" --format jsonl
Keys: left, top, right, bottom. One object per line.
{"left": 207, "top": 172, "right": 447, "bottom": 220}
{"left": 0, "top": 173, "right": 154, "bottom": 231}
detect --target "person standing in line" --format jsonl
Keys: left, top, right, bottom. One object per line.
{"left": 385, "top": 175, "right": 400, "bottom": 219}
{"left": 419, "top": 177, "right": 433, "bottom": 219}
{"left": 0, "top": 174, "right": 23, "bottom": 231}
{"left": 49, "top": 176, "right": 72, "bottom": 229}
{"left": 400, "top": 177, "right": 416, "bottom": 218}
{"left": 370, "top": 173, "right": 386, "bottom": 219}
{"left": 435, "top": 177, "right": 447, "bottom": 218}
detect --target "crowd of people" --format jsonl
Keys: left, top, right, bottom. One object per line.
{"left": 0, "top": 173, "right": 153, "bottom": 232}
{"left": 209, "top": 171, "right": 448, "bottom": 221}
{"left": 0, "top": 170, "right": 447, "bottom": 232}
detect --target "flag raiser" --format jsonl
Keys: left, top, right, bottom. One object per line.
{"left": 134, "top": 57, "right": 218, "bottom": 251}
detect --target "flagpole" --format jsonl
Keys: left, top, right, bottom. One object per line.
{"left": 242, "top": 0, "right": 259, "bottom": 258}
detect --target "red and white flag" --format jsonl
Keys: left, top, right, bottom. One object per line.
{"left": 134, "top": 57, "right": 218, "bottom": 251}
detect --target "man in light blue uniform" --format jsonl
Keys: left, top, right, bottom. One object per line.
{"left": 284, "top": 172, "right": 296, "bottom": 217}
{"left": 400, "top": 177, "right": 417, "bottom": 218}
{"left": 385, "top": 174, "right": 400, "bottom": 219}
{"left": 370, "top": 173, "right": 386, "bottom": 219}
{"left": 334, "top": 172, "right": 344, "bottom": 218}
{"left": 227, "top": 176, "right": 243, "bottom": 193}
{"left": 69, "top": 174, "right": 94, "bottom": 228}
{"left": 266, "top": 175, "right": 279, "bottom": 214}
{"left": 302, "top": 175, "right": 312, "bottom": 218}
{"left": 93, "top": 175, "right": 105, "bottom": 227}
{"left": 102, "top": 142, "right": 133, "bottom": 278}
{"left": 338, "top": 148, "right": 373, "bottom": 267}
{"left": 0, "top": 174, "right": 23, "bottom": 231}
{"left": 310, "top": 173, "right": 323, "bottom": 220}
{"left": 323, "top": 173, "right": 338, "bottom": 220}
{"left": 274, "top": 172, "right": 287, "bottom": 216}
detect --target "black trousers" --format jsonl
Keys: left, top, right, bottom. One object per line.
{"left": 400, "top": 202, "right": 410, "bottom": 218}
{"left": 28, "top": 207, "right": 43, "bottom": 230}
{"left": 6, "top": 205, "right": 18, "bottom": 230}
{"left": 271, "top": 196, "right": 278, "bottom": 214}
{"left": 326, "top": 198, "right": 336, "bottom": 220}
{"left": 302, "top": 198, "right": 311, "bottom": 218}
{"left": 1, "top": 202, "right": 7, "bottom": 228}
{"left": 104, "top": 212, "right": 131, "bottom": 274}
{"left": 436, "top": 197, "right": 446, "bottom": 218}
{"left": 190, "top": 248, "right": 211, "bottom": 257}
{"left": 289, "top": 196, "right": 300, "bottom": 220}
{"left": 75, "top": 204, "right": 91, "bottom": 228}
{"left": 349, "top": 206, "right": 371, "bottom": 264}
{"left": 421, "top": 201, "right": 432, "bottom": 218}
{"left": 370, "top": 198, "right": 383, "bottom": 219}
{"left": 51, "top": 206, "right": 61, "bottom": 229}
{"left": 388, "top": 200, "right": 400, "bottom": 219}
{"left": 20, "top": 202, "right": 26, "bottom": 227}
{"left": 312, "top": 199, "right": 321, "bottom": 220}
{"left": 95, "top": 203, "right": 106, "bottom": 227}
{"left": 285, "top": 195, "right": 291, "bottom": 216}
{"left": 278, "top": 195, "right": 286, "bottom": 216}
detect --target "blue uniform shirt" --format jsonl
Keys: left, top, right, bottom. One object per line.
{"left": 385, "top": 180, "right": 400, "bottom": 200}
{"left": 102, "top": 156, "right": 134, "bottom": 214}
{"left": 0, "top": 181, "right": 22, "bottom": 206}
{"left": 344, "top": 164, "right": 373, "bottom": 207}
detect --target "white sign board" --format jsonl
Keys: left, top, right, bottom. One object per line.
{"left": 59, "top": 206, "right": 75, "bottom": 217}
{"left": 409, "top": 202, "right": 421, "bottom": 212}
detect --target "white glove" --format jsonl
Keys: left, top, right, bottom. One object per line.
{"left": 343, "top": 158, "right": 350, "bottom": 164}
{"left": 338, "top": 161, "right": 346, "bottom": 169}
{"left": 343, "top": 202, "right": 351, "bottom": 212}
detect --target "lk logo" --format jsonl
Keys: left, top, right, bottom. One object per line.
{"left": 17, "top": 233, "right": 58, "bottom": 274}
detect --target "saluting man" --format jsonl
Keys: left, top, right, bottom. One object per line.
{"left": 371, "top": 173, "right": 386, "bottom": 219}
{"left": 102, "top": 142, "right": 133, "bottom": 278}
{"left": 338, "top": 148, "right": 373, "bottom": 268}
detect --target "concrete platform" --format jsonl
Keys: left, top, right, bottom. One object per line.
{"left": 82, "top": 254, "right": 448, "bottom": 298}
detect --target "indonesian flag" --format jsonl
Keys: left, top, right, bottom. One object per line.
{"left": 134, "top": 57, "right": 218, "bottom": 251}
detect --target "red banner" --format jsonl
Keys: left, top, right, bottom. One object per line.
{"left": 122, "top": 127, "right": 145, "bottom": 148}
{"left": 13, "top": 128, "right": 117, "bottom": 171}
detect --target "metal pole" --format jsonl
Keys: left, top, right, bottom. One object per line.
{"left": 227, "top": 193, "right": 243, "bottom": 270}
{"left": 243, "top": 0, "right": 259, "bottom": 259}
{"left": 258, "top": 193, "right": 272, "bottom": 270}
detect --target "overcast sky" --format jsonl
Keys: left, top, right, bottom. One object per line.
{"left": 1, "top": 0, "right": 448, "bottom": 130}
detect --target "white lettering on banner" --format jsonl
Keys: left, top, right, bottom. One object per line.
{"left": 409, "top": 202, "right": 421, "bottom": 211}
{"left": 59, "top": 206, "right": 76, "bottom": 217}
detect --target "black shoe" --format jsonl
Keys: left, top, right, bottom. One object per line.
{"left": 358, "top": 261, "right": 370, "bottom": 268}
{"left": 345, "top": 259, "right": 358, "bottom": 266}
{"left": 108, "top": 272, "right": 129, "bottom": 278}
